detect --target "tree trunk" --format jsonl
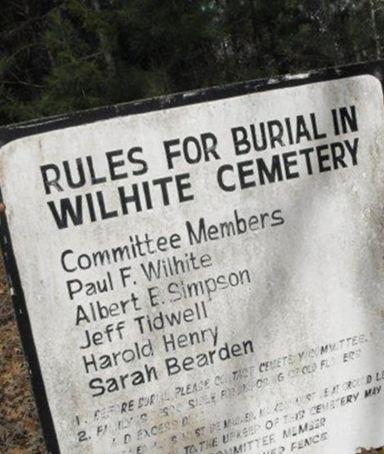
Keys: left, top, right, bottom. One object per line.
{"left": 321, "top": 0, "right": 341, "bottom": 65}
{"left": 91, "top": 0, "right": 116, "bottom": 78}
{"left": 368, "top": 0, "right": 381, "bottom": 59}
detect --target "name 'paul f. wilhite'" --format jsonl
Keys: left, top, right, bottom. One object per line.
{"left": 39, "top": 106, "right": 359, "bottom": 229}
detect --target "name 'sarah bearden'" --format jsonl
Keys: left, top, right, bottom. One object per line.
{"left": 83, "top": 300, "right": 255, "bottom": 398}
{"left": 39, "top": 106, "right": 359, "bottom": 229}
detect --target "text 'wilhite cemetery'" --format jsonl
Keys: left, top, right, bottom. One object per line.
{"left": 0, "top": 74, "right": 383, "bottom": 453}
{"left": 41, "top": 104, "right": 357, "bottom": 229}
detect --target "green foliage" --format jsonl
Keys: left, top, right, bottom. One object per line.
{"left": 0, "top": 0, "right": 383, "bottom": 125}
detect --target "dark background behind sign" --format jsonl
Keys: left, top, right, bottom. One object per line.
{"left": 0, "top": 1, "right": 384, "bottom": 453}
{"left": 1, "top": 0, "right": 384, "bottom": 126}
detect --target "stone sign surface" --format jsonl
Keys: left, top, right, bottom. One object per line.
{"left": 0, "top": 63, "right": 384, "bottom": 453}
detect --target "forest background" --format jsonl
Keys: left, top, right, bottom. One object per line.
{"left": 1, "top": 0, "right": 384, "bottom": 453}
{"left": 1, "top": 0, "right": 384, "bottom": 126}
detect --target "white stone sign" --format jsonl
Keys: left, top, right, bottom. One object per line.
{"left": 1, "top": 67, "right": 384, "bottom": 453}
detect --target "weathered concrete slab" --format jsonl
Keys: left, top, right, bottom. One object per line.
{"left": 1, "top": 62, "right": 384, "bottom": 453}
